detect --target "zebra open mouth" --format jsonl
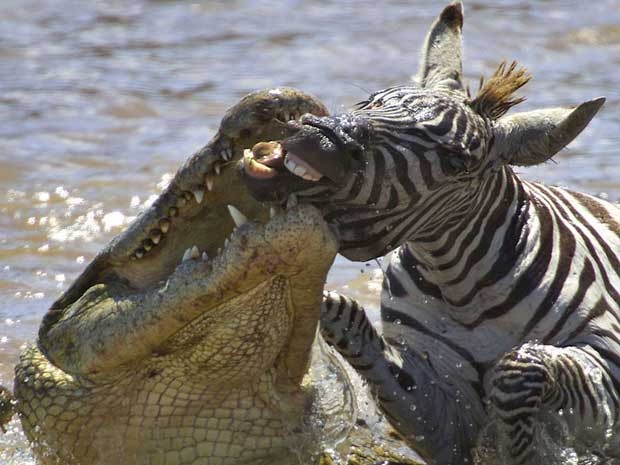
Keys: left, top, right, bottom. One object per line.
{"left": 240, "top": 117, "right": 357, "bottom": 203}
{"left": 243, "top": 141, "right": 324, "bottom": 182}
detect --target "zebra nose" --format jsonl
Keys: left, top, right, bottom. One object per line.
{"left": 281, "top": 123, "right": 350, "bottom": 185}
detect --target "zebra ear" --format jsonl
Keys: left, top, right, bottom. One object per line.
{"left": 491, "top": 97, "right": 605, "bottom": 167}
{"left": 417, "top": 2, "right": 465, "bottom": 92}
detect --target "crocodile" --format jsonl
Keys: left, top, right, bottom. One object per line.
{"left": 5, "top": 88, "right": 422, "bottom": 465}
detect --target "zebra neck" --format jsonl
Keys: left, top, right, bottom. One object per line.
{"left": 399, "top": 167, "right": 533, "bottom": 305}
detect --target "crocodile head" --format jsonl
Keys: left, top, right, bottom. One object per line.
{"left": 38, "top": 87, "right": 331, "bottom": 379}
{"left": 15, "top": 88, "right": 347, "bottom": 465}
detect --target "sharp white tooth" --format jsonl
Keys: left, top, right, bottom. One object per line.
{"left": 151, "top": 232, "right": 161, "bottom": 244}
{"left": 286, "top": 194, "right": 298, "bottom": 209}
{"left": 193, "top": 189, "right": 204, "bottom": 204}
{"left": 227, "top": 205, "right": 248, "bottom": 227}
{"left": 135, "top": 249, "right": 144, "bottom": 259}
{"left": 224, "top": 238, "right": 229, "bottom": 247}
{"left": 159, "top": 219, "right": 170, "bottom": 233}
{"left": 205, "top": 174, "right": 214, "bottom": 191}
{"left": 270, "top": 207, "right": 276, "bottom": 219}
{"left": 214, "top": 163, "right": 221, "bottom": 175}
{"left": 226, "top": 148, "right": 233, "bottom": 159}
{"left": 190, "top": 245, "right": 200, "bottom": 259}
{"left": 182, "top": 248, "right": 192, "bottom": 262}
{"left": 202, "top": 251, "right": 209, "bottom": 261}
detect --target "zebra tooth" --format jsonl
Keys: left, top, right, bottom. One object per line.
{"left": 192, "top": 189, "right": 204, "bottom": 204}
{"left": 286, "top": 194, "right": 298, "bottom": 209}
{"left": 159, "top": 219, "right": 170, "bottom": 233}
{"left": 205, "top": 174, "right": 214, "bottom": 191}
{"left": 202, "top": 251, "right": 209, "bottom": 261}
{"left": 284, "top": 152, "right": 323, "bottom": 181}
{"left": 214, "top": 163, "right": 221, "bottom": 175}
{"left": 182, "top": 248, "right": 192, "bottom": 262}
{"left": 227, "top": 205, "right": 248, "bottom": 227}
{"left": 270, "top": 207, "right": 276, "bottom": 219}
{"left": 190, "top": 245, "right": 200, "bottom": 259}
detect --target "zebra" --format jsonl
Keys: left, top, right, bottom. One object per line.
{"left": 241, "top": 2, "right": 620, "bottom": 464}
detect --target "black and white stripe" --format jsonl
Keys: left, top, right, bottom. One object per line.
{"left": 316, "top": 87, "right": 620, "bottom": 464}
{"left": 284, "top": 4, "right": 620, "bottom": 464}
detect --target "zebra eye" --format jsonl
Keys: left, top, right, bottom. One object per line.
{"left": 370, "top": 98, "right": 383, "bottom": 109}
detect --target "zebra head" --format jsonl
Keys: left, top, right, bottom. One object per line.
{"left": 242, "top": 2, "right": 604, "bottom": 261}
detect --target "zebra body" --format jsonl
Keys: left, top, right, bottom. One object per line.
{"left": 242, "top": 2, "right": 620, "bottom": 464}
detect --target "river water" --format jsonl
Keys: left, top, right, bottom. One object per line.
{"left": 1, "top": 0, "right": 619, "bottom": 463}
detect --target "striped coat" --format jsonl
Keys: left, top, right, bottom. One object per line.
{"left": 243, "top": 3, "right": 620, "bottom": 465}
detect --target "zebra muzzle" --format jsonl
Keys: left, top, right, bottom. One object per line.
{"left": 243, "top": 141, "right": 324, "bottom": 182}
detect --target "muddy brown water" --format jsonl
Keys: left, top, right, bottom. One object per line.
{"left": 1, "top": 0, "right": 620, "bottom": 463}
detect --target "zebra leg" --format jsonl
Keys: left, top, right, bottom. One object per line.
{"left": 488, "top": 343, "right": 619, "bottom": 464}
{"left": 320, "top": 291, "right": 485, "bottom": 465}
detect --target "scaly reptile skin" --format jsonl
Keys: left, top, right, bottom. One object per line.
{"left": 8, "top": 88, "right": 422, "bottom": 465}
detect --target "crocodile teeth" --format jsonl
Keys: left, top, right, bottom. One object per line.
{"left": 135, "top": 249, "right": 145, "bottom": 259}
{"left": 177, "top": 197, "right": 187, "bottom": 208}
{"left": 270, "top": 207, "right": 276, "bottom": 219}
{"left": 150, "top": 231, "right": 161, "bottom": 244}
{"left": 190, "top": 245, "right": 200, "bottom": 259}
{"left": 202, "top": 251, "right": 209, "bottom": 261}
{"left": 159, "top": 219, "right": 170, "bottom": 233}
{"left": 205, "top": 174, "right": 214, "bottom": 191}
{"left": 222, "top": 148, "right": 233, "bottom": 161}
{"left": 193, "top": 189, "right": 204, "bottom": 204}
{"left": 214, "top": 163, "right": 221, "bottom": 175}
{"left": 227, "top": 205, "right": 248, "bottom": 227}
{"left": 182, "top": 246, "right": 200, "bottom": 262}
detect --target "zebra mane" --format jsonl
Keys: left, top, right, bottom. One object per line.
{"left": 470, "top": 61, "right": 531, "bottom": 120}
